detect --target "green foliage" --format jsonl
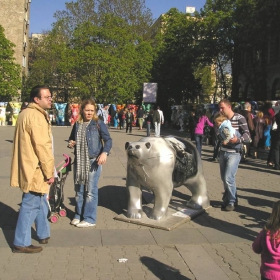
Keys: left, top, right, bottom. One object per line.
{"left": 0, "top": 25, "right": 21, "bottom": 101}
{"left": 151, "top": 9, "right": 203, "bottom": 105}
{"left": 27, "top": 0, "right": 154, "bottom": 104}
{"left": 199, "top": 0, "right": 280, "bottom": 100}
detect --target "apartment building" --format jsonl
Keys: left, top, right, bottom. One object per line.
{"left": 0, "top": 0, "right": 31, "bottom": 77}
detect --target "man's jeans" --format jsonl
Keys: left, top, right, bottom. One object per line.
{"left": 154, "top": 122, "right": 161, "bottom": 137}
{"left": 74, "top": 159, "right": 102, "bottom": 224}
{"left": 14, "top": 192, "right": 50, "bottom": 247}
{"left": 219, "top": 151, "right": 241, "bottom": 205}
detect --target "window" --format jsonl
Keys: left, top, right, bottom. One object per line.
{"left": 22, "top": 56, "right": 26, "bottom": 67}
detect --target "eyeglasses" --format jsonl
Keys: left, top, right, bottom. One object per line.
{"left": 40, "top": 96, "right": 53, "bottom": 100}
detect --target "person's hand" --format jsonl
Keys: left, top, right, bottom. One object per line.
{"left": 47, "top": 177, "right": 55, "bottom": 184}
{"left": 228, "top": 135, "right": 239, "bottom": 144}
{"left": 97, "top": 152, "right": 107, "bottom": 165}
{"left": 68, "top": 140, "right": 76, "bottom": 149}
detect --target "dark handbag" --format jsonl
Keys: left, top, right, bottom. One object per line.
{"left": 97, "top": 123, "right": 104, "bottom": 147}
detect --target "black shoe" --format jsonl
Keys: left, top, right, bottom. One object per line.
{"left": 13, "top": 245, "right": 43, "bottom": 253}
{"left": 39, "top": 237, "right": 50, "bottom": 244}
{"left": 212, "top": 202, "right": 226, "bottom": 208}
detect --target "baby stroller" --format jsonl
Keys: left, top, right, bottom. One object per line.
{"left": 48, "top": 154, "right": 71, "bottom": 223}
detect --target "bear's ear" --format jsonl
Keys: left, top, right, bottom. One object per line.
{"left": 145, "top": 142, "right": 151, "bottom": 149}
{"left": 125, "top": 142, "right": 129, "bottom": 150}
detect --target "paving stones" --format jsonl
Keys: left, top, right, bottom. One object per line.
{"left": 0, "top": 126, "right": 276, "bottom": 279}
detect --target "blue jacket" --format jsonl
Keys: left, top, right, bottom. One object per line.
{"left": 69, "top": 119, "right": 112, "bottom": 158}
{"left": 218, "top": 119, "right": 242, "bottom": 151}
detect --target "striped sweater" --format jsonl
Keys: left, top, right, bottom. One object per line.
{"left": 221, "top": 113, "right": 251, "bottom": 151}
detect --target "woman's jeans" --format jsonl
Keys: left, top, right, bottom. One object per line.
{"left": 74, "top": 159, "right": 102, "bottom": 224}
{"left": 14, "top": 192, "right": 50, "bottom": 247}
{"left": 195, "top": 134, "right": 203, "bottom": 155}
{"left": 219, "top": 151, "right": 241, "bottom": 205}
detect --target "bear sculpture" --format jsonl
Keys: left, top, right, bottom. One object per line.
{"left": 125, "top": 136, "right": 210, "bottom": 220}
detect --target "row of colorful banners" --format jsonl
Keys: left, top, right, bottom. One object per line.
{"left": 0, "top": 102, "right": 154, "bottom": 126}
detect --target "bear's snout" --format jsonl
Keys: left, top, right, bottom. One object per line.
{"left": 127, "top": 149, "right": 140, "bottom": 159}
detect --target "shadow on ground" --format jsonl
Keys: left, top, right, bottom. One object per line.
{"left": 140, "top": 256, "right": 191, "bottom": 280}
{"left": 0, "top": 202, "right": 38, "bottom": 248}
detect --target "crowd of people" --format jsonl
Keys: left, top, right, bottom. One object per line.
{"left": 189, "top": 101, "right": 280, "bottom": 170}
{"left": 97, "top": 104, "right": 165, "bottom": 137}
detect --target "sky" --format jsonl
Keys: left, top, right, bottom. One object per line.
{"left": 29, "top": 0, "right": 206, "bottom": 34}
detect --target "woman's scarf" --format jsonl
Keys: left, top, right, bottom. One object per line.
{"left": 75, "top": 121, "right": 90, "bottom": 189}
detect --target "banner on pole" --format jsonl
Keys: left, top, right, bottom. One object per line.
{"left": 143, "top": 83, "right": 157, "bottom": 103}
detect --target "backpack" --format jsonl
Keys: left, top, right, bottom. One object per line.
{"left": 98, "top": 110, "right": 104, "bottom": 121}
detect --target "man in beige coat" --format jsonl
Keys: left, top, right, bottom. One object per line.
{"left": 11, "top": 85, "right": 55, "bottom": 253}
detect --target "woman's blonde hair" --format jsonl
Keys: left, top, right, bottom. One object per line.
{"left": 256, "top": 111, "right": 264, "bottom": 118}
{"left": 78, "top": 99, "right": 99, "bottom": 123}
{"left": 213, "top": 112, "right": 228, "bottom": 124}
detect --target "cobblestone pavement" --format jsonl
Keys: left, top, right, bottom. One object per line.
{"left": 0, "top": 125, "right": 279, "bottom": 280}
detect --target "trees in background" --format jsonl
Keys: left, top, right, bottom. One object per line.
{"left": 198, "top": 0, "right": 280, "bottom": 101}
{"left": 151, "top": 9, "right": 203, "bottom": 107}
{"left": 0, "top": 25, "right": 21, "bottom": 101}
{"left": 27, "top": 0, "right": 154, "bottom": 104}
{"left": 25, "top": 0, "right": 280, "bottom": 105}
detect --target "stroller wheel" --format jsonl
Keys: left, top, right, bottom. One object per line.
{"left": 59, "top": 209, "right": 67, "bottom": 217}
{"left": 50, "top": 213, "right": 59, "bottom": 223}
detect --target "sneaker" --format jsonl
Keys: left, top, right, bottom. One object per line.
{"left": 225, "top": 204, "right": 235, "bottom": 211}
{"left": 70, "top": 218, "right": 80, "bottom": 226}
{"left": 76, "top": 221, "right": 96, "bottom": 228}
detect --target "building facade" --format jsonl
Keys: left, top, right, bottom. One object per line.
{"left": 235, "top": 36, "right": 280, "bottom": 102}
{"left": 0, "top": 0, "right": 31, "bottom": 77}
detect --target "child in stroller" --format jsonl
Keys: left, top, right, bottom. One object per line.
{"left": 48, "top": 154, "right": 71, "bottom": 223}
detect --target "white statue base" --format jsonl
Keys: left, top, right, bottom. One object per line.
{"left": 115, "top": 189, "right": 211, "bottom": 231}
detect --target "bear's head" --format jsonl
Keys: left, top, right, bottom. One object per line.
{"left": 125, "top": 141, "right": 151, "bottom": 163}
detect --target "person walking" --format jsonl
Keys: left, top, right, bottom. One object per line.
{"left": 252, "top": 200, "right": 280, "bottom": 280}
{"left": 194, "top": 109, "right": 214, "bottom": 156}
{"left": 271, "top": 113, "right": 280, "bottom": 170}
{"left": 125, "top": 108, "right": 134, "bottom": 133}
{"left": 146, "top": 109, "right": 153, "bottom": 137}
{"left": 252, "top": 110, "right": 265, "bottom": 159}
{"left": 153, "top": 108, "right": 161, "bottom": 137}
{"left": 102, "top": 103, "right": 109, "bottom": 125}
{"left": 68, "top": 99, "right": 112, "bottom": 228}
{"left": 153, "top": 106, "right": 164, "bottom": 137}
{"left": 218, "top": 99, "right": 250, "bottom": 211}
{"left": 240, "top": 102, "right": 255, "bottom": 157}
{"left": 263, "top": 102, "right": 275, "bottom": 150}
{"left": 158, "top": 106, "right": 164, "bottom": 134}
{"left": 118, "top": 109, "right": 124, "bottom": 130}
{"left": 136, "top": 106, "right": 144, "bottom": 130}
{"left": 10, "top": 85, "right": 55, "bottom": 253}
